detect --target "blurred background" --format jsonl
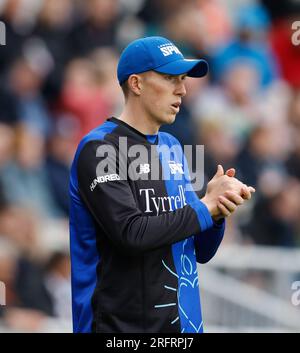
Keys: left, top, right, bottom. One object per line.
{"left": 0, "top": 0, "right": 299, "bottom": 332}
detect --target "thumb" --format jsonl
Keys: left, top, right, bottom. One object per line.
{"left": 213, "top": 164, "right": 224, "bottom": 179}
{"left": 226, "top": 168, "right": 236, "bottom": 178}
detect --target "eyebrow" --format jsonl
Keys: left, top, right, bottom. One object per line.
{"left": 163, "top": 73, "right": 188, "bottom": 79}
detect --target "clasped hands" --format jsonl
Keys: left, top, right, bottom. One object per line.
{"left": 201, "top": 165, "right": 255, "bottom": 221}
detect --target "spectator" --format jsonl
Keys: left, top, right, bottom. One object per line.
{"left": 0, "top": 237, "right": 53, "bottom": 332}
{"left": 59, "top": 58, "right": 111, "bottom": 142}
{"left": 0, "top": 0, "right": 25, "bottom": 76}
{"left": 69, "top": 0, "right": 120, "bottom": 57}
{"left": 89, "top": 47, "right": 123, "bottom": 115}
{"left": 192, "top": 61, "right": 263, "bottom": 146}
{"left": 235, "top": 124, "right": 291, "bottom": 188}
{"left": 8, "top": 57, "right": 52, "bottom": 136}
{"left": 211, "top": 3, "right": 278, "bottom": 87}
{"left": 269, "top": 16, "right": 300, "bottom": 88}
{"left": 45, "top": 116, "right": 78, "bottom": 216}
{"left": 32, "top": 0, "right": 74, "bottom": 100}
{"left": 44, "top": 251, "right": 71, "bottom": 321}
{"left": 281, "top": 89, "right": 300, "bottom": 181}
{"left": 0, "top": 124, "right": 60, "bottom": 218}
{"left": 243, "top": 177, "right": 300, "bottom": 246}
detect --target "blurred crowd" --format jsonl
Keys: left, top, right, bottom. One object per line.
{"left": 0, "top": 0, "right": 299, "bottom": 332}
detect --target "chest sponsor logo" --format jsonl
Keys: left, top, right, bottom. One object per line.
{"left": 139, "top": 185, "right": 187, "bottom": 216}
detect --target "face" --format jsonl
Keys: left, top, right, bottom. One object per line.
{"left": 138, "top": 71, "right": 187, "bottom": 126}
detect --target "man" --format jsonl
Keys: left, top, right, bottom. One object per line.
{"left": 69, "top": 36, "right": 255, "bottom": 333}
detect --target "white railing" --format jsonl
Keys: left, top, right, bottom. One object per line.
{"left": 198, "top": 245, "right": 300, "bottom": 332}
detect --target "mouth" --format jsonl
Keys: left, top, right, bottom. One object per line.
{"left": 170, "top": 102, "right": 181, "bottom": 113}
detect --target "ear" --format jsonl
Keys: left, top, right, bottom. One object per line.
{"left": 128, "top": 74, "right": 142, "bottom": 96}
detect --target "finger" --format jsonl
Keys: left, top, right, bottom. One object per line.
{"left": 248, "top": 186, "right": 256, "bottom": 193}
{"left": 219, "top": 195, "right": 237, "bottom": 213}
{"left": 224, "top": 191, "right": 244, "bottom": 205}
{"left": 225, "top": 168, "right": 236, "bottom": 178}
{"left": 241, "top": 185, "right": 251, "bottom": 200}
{"left": 213, "top": 164, "right": 224, "bottom": 179}
{"left": 217, "top": 202, "right": 231, "bottom": 217}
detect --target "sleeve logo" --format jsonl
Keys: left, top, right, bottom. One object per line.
{"left": 90, "top": 174, "right": 120, "bottom": 191}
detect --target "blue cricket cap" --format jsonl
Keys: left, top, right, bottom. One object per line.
{"left": 117, "top": 36, "right": 209, "bottom": 85}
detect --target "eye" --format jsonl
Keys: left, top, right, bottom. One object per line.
{"left": 164, "top": 74, "right": 186, "bottom": 83}
{"left": 164, "top": 75, "right": 174, "bottom": 81}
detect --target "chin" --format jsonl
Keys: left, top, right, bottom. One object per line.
{"left": 168, "top": 114, "right": 177, "bottom": 124}
{"left": 161, "top": 114, "right": 177, "bottom": 125}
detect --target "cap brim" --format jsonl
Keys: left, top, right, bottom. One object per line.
{"left": 154, "top": 59, "right": 209, "bottom": 78}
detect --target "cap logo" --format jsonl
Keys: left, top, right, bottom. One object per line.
{"left": 158, "top": 43, "right": 181, "bottom": 57}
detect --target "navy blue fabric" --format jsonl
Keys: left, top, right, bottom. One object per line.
{"left": 69, "top": 121, "right": 117, "bottom": 333}
{"left": 69, "top": 119, "right": 224, "bottom": 333}
{"left": 156, "top": 132, "right": 204, "bottom": 333}
{"left": 157, "top": 132, "right": 224, "bottom": 332}
{"left": 146, "top": 134, "right": 158, "bottom": 144}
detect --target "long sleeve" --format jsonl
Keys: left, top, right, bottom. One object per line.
{"left": 194, "top": 219, "right": 225, "bottom": 264}
{"left": 176, "top": 142, "right": 225, "bottom": 264}
{"left": 76, "top": 140, "right": 214, "bottom": 255}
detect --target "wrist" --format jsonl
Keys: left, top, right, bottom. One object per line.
{"left": 201, "top": 196, "right": 224, "bottom": 222}
{"left": 200, "top": 196, "right": 213, "bottom": 216}
{"left": 213, "top": 215, "right": 225, "bottom": 223}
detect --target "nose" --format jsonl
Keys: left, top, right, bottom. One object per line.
{"left": 175, "top": 81, "right": 186, "bottom": 97}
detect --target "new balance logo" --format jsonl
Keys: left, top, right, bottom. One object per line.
{"left": 138, "top": 164, "right": 150, "bottom": 174}
{"left": 159, "top": 43, "right": 181, "bottom": 57}
{"left": 90, "top": 174, "right": 120, "bottom": 191}
{"left": 168, "top": 161, "right": 184, "bottom": 175}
